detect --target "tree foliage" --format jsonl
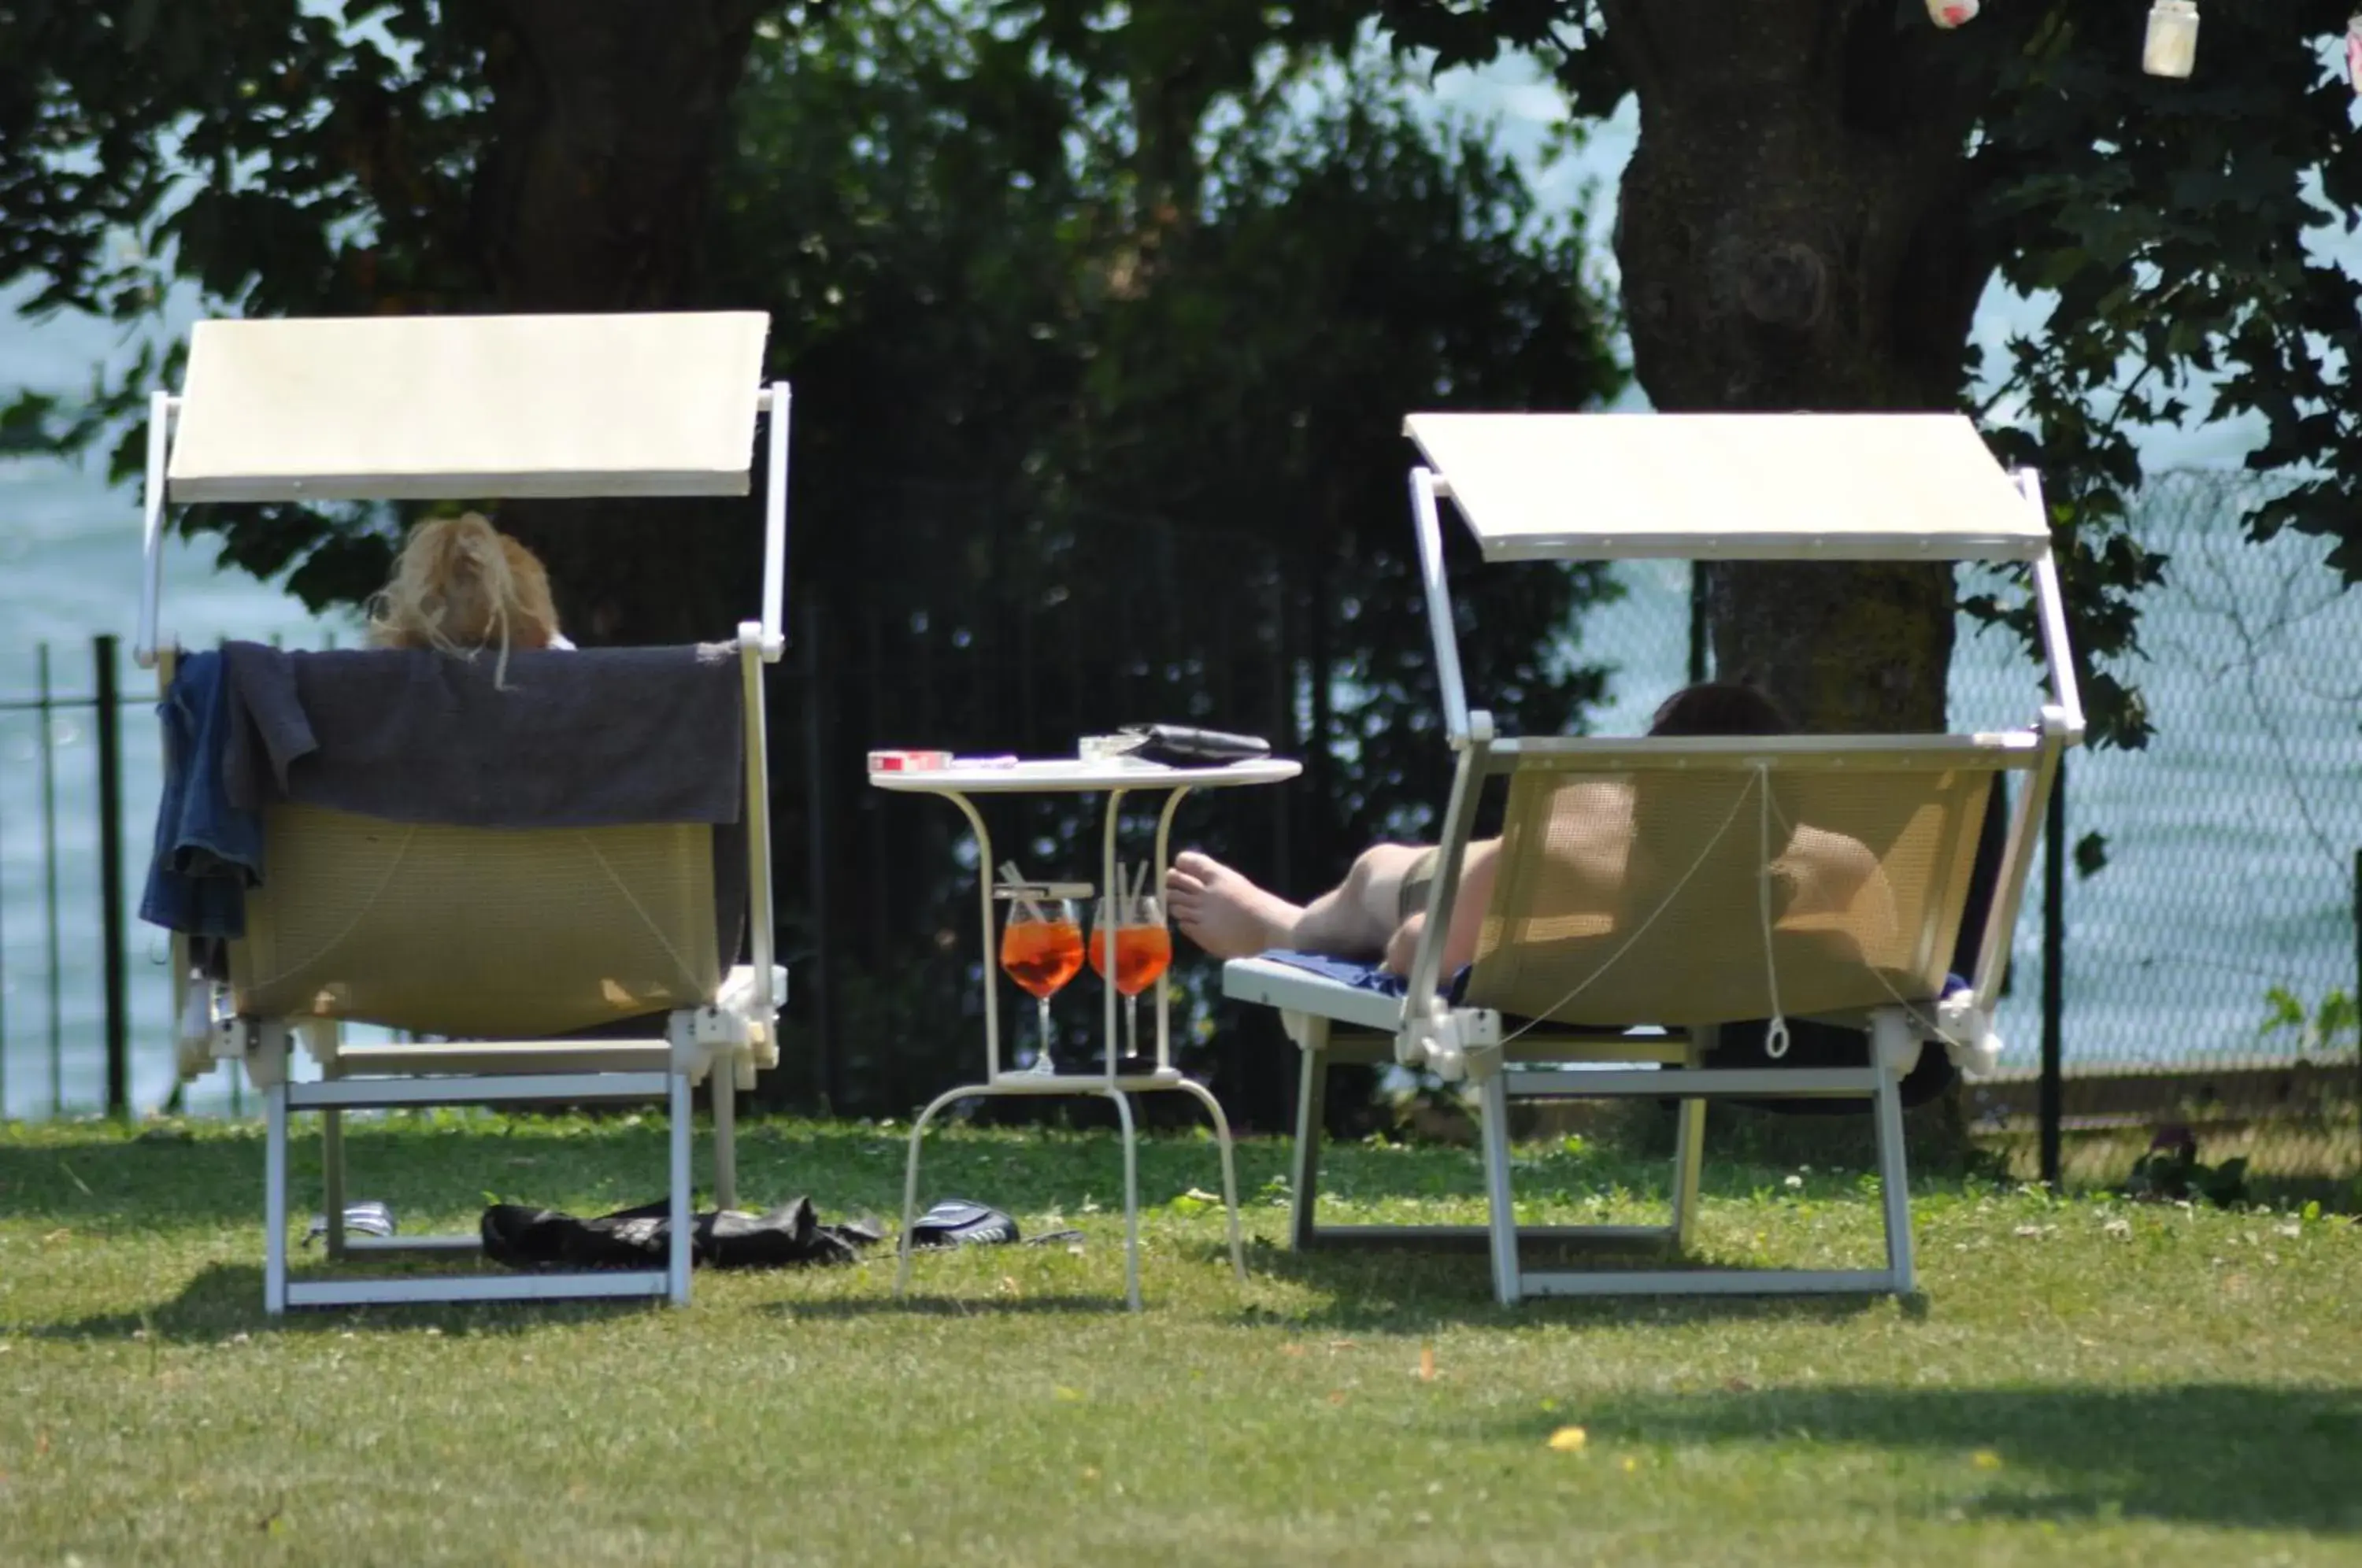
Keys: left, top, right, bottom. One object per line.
{"left": 2, "top": 0, "right": 776, "bottom": 634}
{"left": 0, "top": 1, "right": 1623, "bottom": 1118}
{"left": 1358, "top": 0, "right": 2362, "bottom": 746}
{"left": 713, "top": 5, "right": 1624, "bottom": 1112}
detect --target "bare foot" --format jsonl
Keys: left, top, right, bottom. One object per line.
{"left": 1165, "top": 851, "right": 1301, "bottom": 959}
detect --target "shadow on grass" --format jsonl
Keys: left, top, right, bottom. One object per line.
{"left": 1469, "top": 1382, "right": 2362, "bottom": 1535}
{"left": 1230, "top": 1237, "right": 1896, "bottom": 1330}
{"left": 773, "top": 1292, "right": 1131, "bottom": 1320}
{"left": 28, "top": 1261, "right": 664, "bottom": 1343}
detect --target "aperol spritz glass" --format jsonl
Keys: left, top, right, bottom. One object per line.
{"left": 1001, "top": 896, "right": 1084, "bottom": 1074}
{"left": 1088, "top": 892, "right": 1172, "bottom": 1067}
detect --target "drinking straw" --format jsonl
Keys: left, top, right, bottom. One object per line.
{"left": 998, "top": 860, "right": 1049, "bottom": 923}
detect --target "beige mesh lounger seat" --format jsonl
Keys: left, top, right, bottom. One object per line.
{"left": 137, "top": 312, "right": 791, "bottom": 1313}
{"left": 1222, "top": 412, "right": 2083, "bottom": 1304}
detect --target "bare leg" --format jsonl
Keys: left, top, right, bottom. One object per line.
{"left": 1292, "top": 844, "right": 1430, "bottom": 958}
{"left": 1167, "top": 845, "right": 1427, "bottom": 961}
{"left": 1383, "top": 837, "right": 1501, "bottom": 975}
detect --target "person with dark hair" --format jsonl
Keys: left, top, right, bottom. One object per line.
{"left": 1635, "top": 680, "right": 1790, "bottom": 738}
{"left": 1166, "top": 681, "right": 1882, "bottom": 975}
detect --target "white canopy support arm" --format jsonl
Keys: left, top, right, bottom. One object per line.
{"left": 757, "top": 381, "right": 790, "bottom": 663}
{"left": 1397, "top": 711, "right": 1497, "bottom": 1079}
{"left": 1968, "top": 468, "right": 2084, "bottom": 1009}
{"left": 135, "top": 391, "right": 179, "bottom": 671}
{"left": 2017, "top": 468, "right": 2086, "bottom": 744}
{"left": 739, "top": 636, "right": 778, "bottom": 1026}
{"left": 1974, "top": 735, "right": 2059, "bottom": 1010}
{"left": 1411, "top": 465, "right": 1473, "bottom": 748}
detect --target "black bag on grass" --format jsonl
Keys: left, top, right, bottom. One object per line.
{"left": 480, "top": 1196, "right": 882, "bottom": 1271}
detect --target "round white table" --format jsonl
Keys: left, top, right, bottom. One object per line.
{"left": 870, "top": 754, "right": 1301, "bottom": 1309}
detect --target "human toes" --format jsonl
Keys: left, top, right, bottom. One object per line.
{"left": 1170, "top": 849, "right": 1229, "bottom": 884}
{"left": 1170, "top": 850, "right": 1240, "bottom": 899}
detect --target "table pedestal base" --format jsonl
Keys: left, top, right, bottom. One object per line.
{"left": 893, "top": 1074, "right": 1247, "bottom": 1311}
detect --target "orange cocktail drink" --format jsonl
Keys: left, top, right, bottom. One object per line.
{"left": 1001, "top": 916, "right": 1085, "bottom": 999}
{"left": 1087, "top": 924, "right": 1172, "bottom": 996}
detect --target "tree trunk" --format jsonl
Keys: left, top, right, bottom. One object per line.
{"left": 1605, "top": 0, "right": 2005, "bottom": 732}
{"left": 465, "top": 0, "right": 768, "bottom": 647}
{"left": 1603, "top": 0, "right": 2016, "bottom": 1164}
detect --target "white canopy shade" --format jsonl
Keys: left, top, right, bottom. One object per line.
{"left": 1403, "top": 411, "right": 2046, "bottom": 563}
{"left": 166, "top": 311, "right": 771, "bottom": 503}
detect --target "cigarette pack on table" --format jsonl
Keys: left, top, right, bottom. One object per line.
{"left": 868, "top": 749, "right": 953, "bottom": 773}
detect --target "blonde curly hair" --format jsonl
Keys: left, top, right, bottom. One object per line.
{"left": 367, "top": 512, "right": 563, "bottom": 686}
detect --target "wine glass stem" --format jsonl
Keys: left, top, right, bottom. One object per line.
{"left": 1036, "top": 996, "right": 1053, "bottom": 1073}
{"left": 1125, "top": 995, "right": 1138, "bottom": 1062}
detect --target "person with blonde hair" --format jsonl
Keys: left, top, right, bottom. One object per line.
{"left": 367, "top": 511, "right": 571, "bottom": 682}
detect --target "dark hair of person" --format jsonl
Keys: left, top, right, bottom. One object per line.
{"left": 1634, "top": 682, "right": 1806, "bottom": 910}
{"left": 1645, "top": 681, "right": 1794, "bottom": 738}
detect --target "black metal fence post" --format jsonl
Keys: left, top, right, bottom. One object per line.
{"left": 94, "top": 634, "right": 130, "bottom": 1119}
{"left": 1688, "top": 563, "right": 1709, "bottom": 686}
{"left": 800, "top": 596, "right": 836, "bottom": 1112}
{"left": 0, "top": 704, "right": 8, "bottom": 1115}
{"left": 2039, "top": 758, "right": 2067, "bottom": 1189}
{"left": 38, "top": 642, "right": 63, "bottom": 1114}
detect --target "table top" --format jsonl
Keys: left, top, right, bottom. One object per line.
{"left": 868, "top": 756, "right": 1301, "bottom": 794}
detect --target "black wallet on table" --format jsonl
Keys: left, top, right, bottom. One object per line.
{"left": 1117, "top": 724, "right": 1272, "bottom": 767}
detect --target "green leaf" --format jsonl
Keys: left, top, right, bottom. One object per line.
{"left": 0, "top": 391, "right": 65, "bottom": 456}
{"left": 2072, "top": 831, "right": 2109, "bottom": 880}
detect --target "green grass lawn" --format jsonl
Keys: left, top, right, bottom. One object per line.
{"left": 2, "top": 1113, "right": 2358, "bottom": 1566}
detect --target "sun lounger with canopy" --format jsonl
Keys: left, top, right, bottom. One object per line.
{"left": 1223, "top": 412, "right": 2082, "bottom": 1302}
{"left": 138, "top": 311, "right": 790, "bottom": 1312}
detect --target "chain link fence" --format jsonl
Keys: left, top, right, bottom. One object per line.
{"left": 1955, "top": 471, "right": 2361, "bottom": 1204}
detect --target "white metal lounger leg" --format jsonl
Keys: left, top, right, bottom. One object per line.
{"left": 1478, "top": 1070, "right": 1521, "bottom": 1306}
{"left": 668, "top": 1071, "right": 694, "bottom": 1306}
{"left": 1875, "top": 1076, "right": 1915, "bottom": 1294}
{"left": 1669, "top": 1094, "right": 1706, "bottom": 1253}
{"left": 276, "top": 1071, "right": 684, "bottom": 1308}
{"left": 309, "top": 1023, "right": 347, "bottom": 1259}
{"left": 265, "top": 1081, "right": 290, "bottom": 1317}
{"left": 1871, "top": 1012, "right": 1917, "bottom": 1295}
{"left": 321, "top": 1099, "right": 346, "bottom": 1261}
{"left": 1290, "top": 1019, "right": 1331, "bottom": 1252}
{"left": 1669, "top": 1029, "right": 1710, "bottom": 1254}
{"left": 712, "top": 1066, "right": 738, "bottom": 1215}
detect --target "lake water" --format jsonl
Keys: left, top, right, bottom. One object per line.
{"left": 3, "top": 74, "right": 2356, "bottom": 1118}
